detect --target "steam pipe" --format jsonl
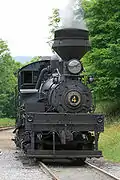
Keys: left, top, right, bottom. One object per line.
{"left": 35, "top": 67, "right": 50, "bottom": 89}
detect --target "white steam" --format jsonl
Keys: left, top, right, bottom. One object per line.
{"left": 59, "top": 0, "right": 87, "bottom": 30}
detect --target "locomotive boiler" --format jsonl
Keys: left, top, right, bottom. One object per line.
{"left": 14, "top": 28, "right": 104, "bottom": 162}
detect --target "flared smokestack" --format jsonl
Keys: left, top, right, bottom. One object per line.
{"left": 52, "top": 28, "right": 90, "bottom": 61}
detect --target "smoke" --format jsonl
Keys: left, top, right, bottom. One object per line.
{"left": 59, "top": 0, "right": 87, "bottom": 30}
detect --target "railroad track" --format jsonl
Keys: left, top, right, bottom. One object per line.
{"left": 39, "top": 161, "right": 59, "bottom": 180}
{"left": 86, "top": 162, "right": 120, "bottom": 180}
{"left": 39, "top": 160, "right": 120, "bottom": 180}
{"left": 0, "top": 127, "right": 14, "bottom": 131}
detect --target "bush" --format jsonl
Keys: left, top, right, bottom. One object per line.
{"left": 0, "top": 118, "right": 15, "bottom": 127}
{"left": 96, "top": 101, "right": 120, "bottom": 123}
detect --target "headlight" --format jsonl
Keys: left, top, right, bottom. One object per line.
{"left": 68, "top": 59, "right": 82, "bottom": 74}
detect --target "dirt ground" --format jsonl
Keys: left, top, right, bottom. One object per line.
{"left": 0, "top": 129, "right": 51, "bottom": 180}
{"left": 0, "top": 129, "right": 15, "bottom": 150}
{"left": 0, "top": 129, "right": 120, "bottom": 179}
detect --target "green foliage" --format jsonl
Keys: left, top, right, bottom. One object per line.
{"left": 48, "top": 8, "right": 60, "bottom": 40}
{"left": 82, "top": 0, "right": 120, "bottom": 107}
{"left": 0, "top": 39, "right": 41, "bottom": 118}
{"left": 95, "top": 101, "right": 120, "bottom": 124}
{"left": 83, "top": 45, "right": 120, "bottom": 101}
{"left": 0, "top": 118, "right": 15, "bottom": 127}
{"left": 0, "top": 39, "right": 21, "bottom": 117}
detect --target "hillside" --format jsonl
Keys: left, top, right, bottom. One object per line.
{"left": 14, "top": 56, "right": 33, "bottom": 63}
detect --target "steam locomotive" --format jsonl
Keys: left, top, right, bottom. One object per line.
{"left": 14, "top": 28, "right": 104, "bottom": 162}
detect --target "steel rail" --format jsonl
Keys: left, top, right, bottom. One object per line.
{"left": 39, "top": 161, "right": 60, "bottom": 180}
{"left": 86, "top": 162, "right": 120, "bottom": 180}
{"left": 39, "top": 161, "right": 120, "bottom": 180}
{"left": 0, "top": 127, "right": 14, "bottom": 131}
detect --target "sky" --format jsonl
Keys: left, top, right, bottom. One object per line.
{"left": 0, "top": 0, "right": 68, "bottom": 57}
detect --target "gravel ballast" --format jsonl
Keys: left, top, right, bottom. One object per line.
{"left": 0, "top": 129, "right": 51, "bottom": 180}
{"left": 0, "top": 150, "right": 51, "bottom": 180}
{"left": 50, "top": 164, "right": 116, "bottom": 180}
{"left": 88, "top": 158, "right": 120, "bottom": 179}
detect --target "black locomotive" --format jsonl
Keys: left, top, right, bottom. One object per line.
{"left": 14, "top": 28, "right": 104, "bottom": 161}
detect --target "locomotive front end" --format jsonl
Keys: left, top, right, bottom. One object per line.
{"left": 14, "top": 28, "right": 104, "bottom": 161}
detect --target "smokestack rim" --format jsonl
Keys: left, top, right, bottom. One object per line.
{"left": 54, "top": 28, "right": 89, "bottom": 40}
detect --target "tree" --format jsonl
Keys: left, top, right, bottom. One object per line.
{"left": 82, "top": 0, "right": 120, "bottom": 103}
{"left": 0, "top": 39, "right": 21, "bottom": 117}
{"left": 48, "top": 8, "right": 60, "bottom": 40}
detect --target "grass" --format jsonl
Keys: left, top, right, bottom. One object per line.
{"left": 96, "top": 101, "right": 120, "bottom": 162}
{"left": 0, "top": 118, "right": 15, "bottom": 127}
{"left": 99, "top": 122, "right": 120, "bottom": 162}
